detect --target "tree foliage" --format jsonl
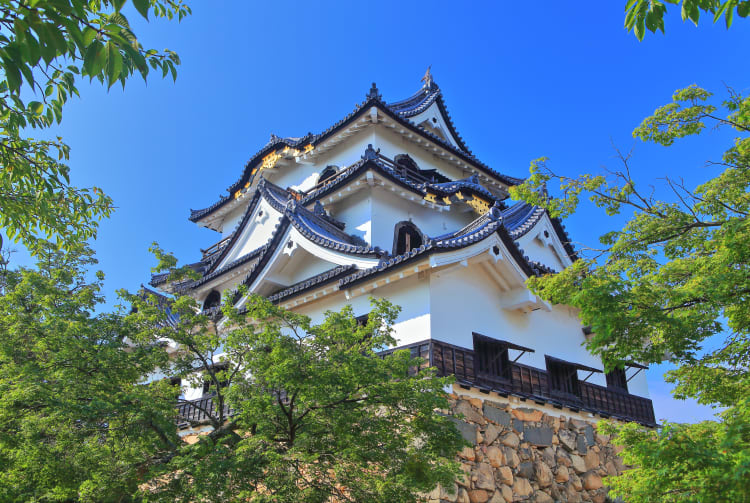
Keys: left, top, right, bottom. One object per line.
{"left": 0, "top": 244, "right": 464, "bottom": 502}
{"left": 624, "top": 0, "right": 749, "bottom": 40}
{"left": 0, "top": 243, "right": 178, "bottom": 502}
{"left": 0, "top": 0, "right": 190, "bottom": 253}
{"left": 511, "top": 86, "right": 750, "bottom": 501}
{"left": 125, "top": 262, "right": 464, "bottom": 502}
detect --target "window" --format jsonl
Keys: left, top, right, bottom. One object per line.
{"left": 318, "top": 166, "right": 338, "bottom": 186}
{"left": 203, "top": 290, "right": 221, "bottom": 311}
{"left": 393, "top": 221, "right": 423, "bottom": 255}
{"left": 473, "top": 333, "right": 511, "bottom": 382}
{"left": 546, "top": 357, "right": 580, "bottom": 398}
{"left": 606, "top": 368, "right": 628, "bottom": 392}
{"left": 355, "top": 313, "right": 369, "bottom": 327}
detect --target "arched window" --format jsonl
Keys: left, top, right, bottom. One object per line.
{"left": 202, "top": 290, "right": 221, "bottom": 311}
{"left": 318, "top": 166, "right": 338, "bottom": 186}
{"left": 393, "top": 221, "right": 423, "bottom": 255}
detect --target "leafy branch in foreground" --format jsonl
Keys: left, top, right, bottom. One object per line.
{"left": 0, "top": 0, "right": 190, "bottom": 252}
{"left": 511, "top": 84, "right": 749, "bottom": 501}
{"left": 624, "top": 0, "right": 749, "bottom": 41}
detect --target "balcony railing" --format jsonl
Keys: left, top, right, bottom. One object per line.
{"left": 201, "top": 236, "right": 232, "bottom": 260}
{"left": 380, "top": 339, "right": 656, "bottom": 426}
{"left": 176, "top": 394, "right": 232, "bottom": 427}
{"left": 175, "top": 339, "right": 655, "bottom": 428}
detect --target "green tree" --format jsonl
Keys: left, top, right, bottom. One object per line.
{"left": 0, "top": 0, "right": 190, "bottom": 253}
{"left": 624, "top": 0, "right": 749, "bottom": 40}
{"left": 0, "top": 242, "right": 179, "bottom": 502}
{"left": 0, "top": 244, "right": 464, "bottom": 502}
{"left": 511, "top": 85, "right": 749, "bottom": 501}
{"left": 125, "top": 255, "right": 464, "bottom": 502}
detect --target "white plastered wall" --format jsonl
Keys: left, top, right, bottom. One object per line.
{"left": 428, "top": 264, "right": 650, "bottom": 397}
{"left": 514, "top": 214, "right": 572, "bottom": 273}
{"left": 216, "top": 198, "right": 282, "bottom": 269}
{"left": 292, "top": 274, "right": 431, "bottom": 348}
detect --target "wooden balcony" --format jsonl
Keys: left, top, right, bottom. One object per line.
{"left": 175, "top": 339, "right": 655, "bottom": 428}
{"left": 201, "top": 235, "right": 232, "bottom": 260}
{"left": 379, "top": 339, "right": 656, "bottom": 426}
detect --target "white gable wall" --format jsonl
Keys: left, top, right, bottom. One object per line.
{"left": 216, "top": 198, "right": 282, "bottom": 270}
{"left": 514, "top": 215, "right": 573, "bottom": 272}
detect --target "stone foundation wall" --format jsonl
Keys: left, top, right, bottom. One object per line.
{"left": 430, "top": 391, "right": 627, "bottom": 503}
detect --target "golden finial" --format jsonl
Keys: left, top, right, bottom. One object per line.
{"left": 421, "top": 66, "right": 433, "bottom": 89}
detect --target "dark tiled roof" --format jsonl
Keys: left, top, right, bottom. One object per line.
{"left": 499, "top": 201, "right": 578, "bottom": 262}
{"left": 176, "top": 178, "right": 386, "bottom": 294}
{"left": 267, "top": 265, "right": 357, "bottom": 303}
{"left": 337, "top": 207, "right": 546, "bottom": 289}
{"left": 149, "top": 261, "right": 208, "bottom": 288}
{"left": 140, "top": 285, "right": 180, "bottom": 328}
{"left": 188, "top": 80, "right": 523, "bottom": 223}
{"left": 387, "top": 80, "right": 471, "bottom": 154}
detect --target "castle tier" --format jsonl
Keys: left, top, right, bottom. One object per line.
{"left": 152, "top": 76, "right": 655, "bottom": 427}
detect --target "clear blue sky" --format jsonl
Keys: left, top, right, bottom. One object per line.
{"left": 9, "top": 2, "right": 748, "bottom": 423}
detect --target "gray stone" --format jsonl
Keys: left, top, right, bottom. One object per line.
{"left": 583, "top": 424, "right": 595, "bottom": 447}
{"left": 483, "top": 423, "right": 501, "bottom": 445}
{"left": 512, "top": 418, "right": 524, "bottom": 433}
{"left": 523, "top": 425, "right": 553, "bottom": 447}
{"left": 559, "top": 429, "right": 577, "bottom": 452}
{"left": 450, "top": 418, "right": 477, "bottom": 444}
{"left": 483, "top": 403, "right": 511, "bottom": 427}
{"left": 517, "top": 461, "right": 534, "bottom": 479}
{"left": 455, "top": 400, "right": 486, "bottom": 425}
{"left": 577, "top": 433, "right": 588, "bottom": 454}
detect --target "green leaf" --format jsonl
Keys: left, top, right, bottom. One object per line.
{"left": 133, "top": 0, "right": 150, "bottom": 20}
{"left": 105, "top": 42, "right": 123, "bottom": 88}
{"left": 2, "top": 56, "right": 23, "bottom": 92}
{"left": 28, "top": 101, "right": 44, "bottom": 115}
{"left": 737, "top": 1, "right": 750, "bottom": 17}
{"left": 82, "top": 27, "right": 97, "bottom": 47}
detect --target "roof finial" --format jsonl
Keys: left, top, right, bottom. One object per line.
{"left": 421, "top": 66, "right": 433, "bottom": 90}
{"left": 362, "top": 143, "right": 379, "bottom": 160}
{"left": 313, "top": 200, "right": 326, "bottom": 216}
{"left": 366, "top": 82, "right": 382, "bottom": 101}
{"left": 489, "top": 200, "right": 503, "bottom": 220}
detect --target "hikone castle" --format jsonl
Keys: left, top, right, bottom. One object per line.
{"left": 150, "top": 72, "right": 656, "bottom": 502}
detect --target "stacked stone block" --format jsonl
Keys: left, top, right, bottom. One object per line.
{"left": 428, "top": 394, "right": 627, "bottom": 503}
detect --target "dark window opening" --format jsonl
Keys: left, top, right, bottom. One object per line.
{"left": 547, "top": 358, "right": 580, "bottom": 398}
{"left": 203, "top": 290, "right": 221, "bottom": 311}
{"left": 473, "top": 333, "right": 511, "bottom": 382}
{"left": 355, "top": 313, "right": 369, "bottom": 327}
{"left": 393, "top": 222, "right": 423, "bottom": 255}
{"left": 606, "top": 368, "right": 628, "bottom": 392}
{"left": 318, "top": 166, "right": 338, "bottom": 186}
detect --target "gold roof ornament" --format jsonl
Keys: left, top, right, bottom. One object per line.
{"left": 421, "top": 65, "right": 433, "bottom": 90}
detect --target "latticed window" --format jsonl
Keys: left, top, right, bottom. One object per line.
{"left": 606, "top": 368, "right": 628, "bottom": 392}
{"left": 547, "top": 358, "right": 580, "bottom": 398}
{"left": 473, "top": 333, "right": 511, "bottom": 381}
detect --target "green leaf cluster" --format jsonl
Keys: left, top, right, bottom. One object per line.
{"left": 511, "top": 85, "right": 750, "bottom": 500}
{"left": 122, "top": 273, "right": 465, "bottom": 502}
{"left": 624, "top": 0, "right": 749, "bottom": 40}
{"left": 0, "top": 243, "right": 179, "bottom": 502}
{"left": 0, "top": 0, "right": 190, "bottom": 253}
